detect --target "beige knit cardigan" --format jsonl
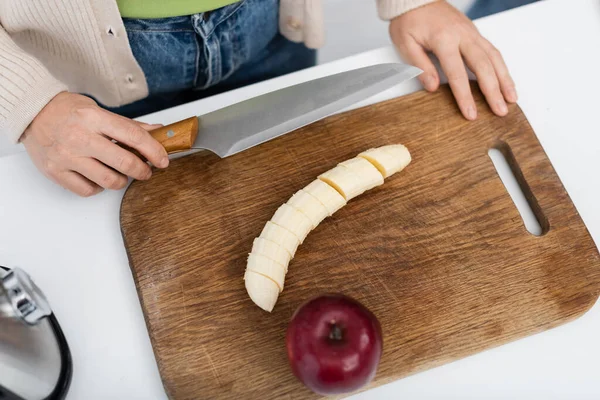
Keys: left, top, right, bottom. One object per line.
{"left": 0, "top": 0, "right": 434, "bottom": 143}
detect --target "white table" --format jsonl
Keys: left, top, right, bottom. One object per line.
{"left": 1, "top": 1, "right": 599, "bottom": 398}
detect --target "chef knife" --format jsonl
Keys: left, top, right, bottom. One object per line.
{"left": 145, "top": 63, "right": 422, "bottom": 158}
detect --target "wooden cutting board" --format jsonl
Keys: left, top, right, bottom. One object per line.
{"left": 120, "top": 84, "right": 600, "bottom": 400}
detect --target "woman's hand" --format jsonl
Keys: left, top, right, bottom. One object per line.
{"left": 21, "top": 92, "right": 169, "bottom": 197}
{"left": 389, "top": 0, "right": 517, "bottom": 120}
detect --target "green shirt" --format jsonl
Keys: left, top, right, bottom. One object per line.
{"left": 116, "top": 0, "right": 240, "bottom": 19}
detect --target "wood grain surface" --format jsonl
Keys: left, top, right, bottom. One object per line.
{"left": 120, "top": 84, "right": 600, "bottom": 399}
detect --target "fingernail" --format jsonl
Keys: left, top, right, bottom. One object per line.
{"left": 160, "top": 156, "right": 169, "bottom": 168}
{"left": 466, "top": 105, "right": 477, "bottom": 120}
{"left": 423, "top": 75, "right": 436, "bottom": 91}
{"left": 497, "top": 100, "right": 508, "bottom": 115}
{"left": 507, "top": 87, "right": 518, "bottom": 102}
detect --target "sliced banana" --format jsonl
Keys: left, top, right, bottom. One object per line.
{"left": 339, "top": 157, "right": 384, "bottom": 191}
{"left": 259, "top": 221, "right": 300, "bottom": 257}
{"left": 246, "top": 144, "right": 411, "bottom": 312}
{"left": 244, "top": 270, "right": 279, "bottom": 312}
{"left": 246, "top": 253, "right": 286, "bottom": 291}
{"left": 358, "top": 144, "right": 411, "bottom": 178}
{"left": 287, "top": 190, "right": 329, "bottom": 228}
{"left": 302, "top": 179, "right": 346, "bottom": 215}
{"left": 251, "top": 237, "right": 291, "bottom": 272}
{"left": 270, "top": 203, "right": 313, "bottom": 244}
{"left": 318, "top": 165, "right": 366, "bottom": 201}
{"left": 382, "top": 144, "right": 412, "bottom": 167}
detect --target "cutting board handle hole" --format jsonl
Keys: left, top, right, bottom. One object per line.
{"left": 488, "top": 144, "right": 548, "bottom": 236}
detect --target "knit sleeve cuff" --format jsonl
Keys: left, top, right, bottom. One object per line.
{"left": 376, "top": 0, "right": 438, "bottom": 20}
{"left": 1, "top": 73, "right": 68, "bottom": 144}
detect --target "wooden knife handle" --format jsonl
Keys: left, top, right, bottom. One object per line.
{"left": 149, "top": 116, "right": 199, "bottom": 154}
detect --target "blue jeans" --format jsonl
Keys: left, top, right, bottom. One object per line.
{"left": 107, "top": 0, "right": 534, "bottom": 118}
{"left": 467, "top": 0, "right": 540, "bottom": 20}
{"left": 106, "top": 0, "right": 316, "bottom": 118}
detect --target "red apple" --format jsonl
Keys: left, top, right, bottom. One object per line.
{"left": 285, "top": 293, "right": 383, "bottom": 395}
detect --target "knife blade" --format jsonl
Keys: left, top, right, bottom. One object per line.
{"left": 147, "top": 63, "right": 422, "bottom": 158}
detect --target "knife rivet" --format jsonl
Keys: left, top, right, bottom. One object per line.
{"left": 167, "top": 130, "right": 175, "bottom": 138}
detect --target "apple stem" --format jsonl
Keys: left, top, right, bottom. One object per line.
{"left": 329, "top": 323, "right": 343, "bottom": 342}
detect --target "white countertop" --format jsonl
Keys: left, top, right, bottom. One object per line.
{"left": 1, "top": 1, "right": 600, "bottom": 398}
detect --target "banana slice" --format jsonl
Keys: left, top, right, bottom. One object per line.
{"left": 246, "top": 144, "right": 412, "bottom": 312}
{"left": 302, "top": 180, "right": 346, "bottom": 215}
{"left": 382, "top": 144, "right": 412, "bottom": 167}
{"left": 318, "top": 165, "right": 368, "bottom": 201}
{"left": 246, "top": 253, "right": 286, "bottom": 291}
{"left": 339, "top": 157, "right": 384, "bottom": 191}
{"left": 251, "top": 237, "right": 291, "bottom": 272}
{"left": 244, "top": 270, "right": 279, "bottom": 312}
{"left": 270, "top": 203, "right": 313, "bottom": 243}
{"left": 287, "top": 190, "right": 329, "bottom": 228}
{"left": 358, "top": 144, "right": 411, "bottom": 178}
{"left": 259, "top": 221, "right": 300, "bottom": 257}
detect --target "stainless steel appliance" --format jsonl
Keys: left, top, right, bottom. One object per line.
{"left": 0, "top": 266, "right": 72, "bottom": 400}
